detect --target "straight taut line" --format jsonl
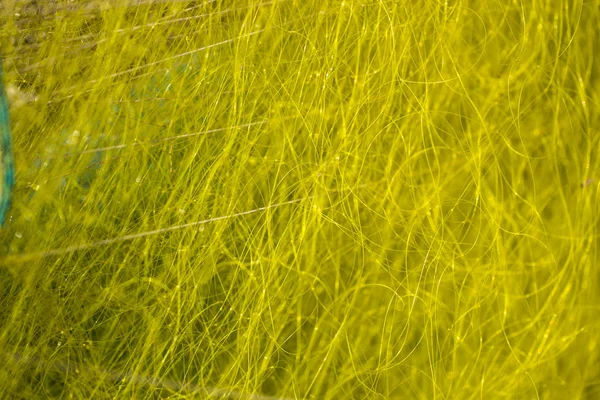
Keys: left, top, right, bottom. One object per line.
{"left": 63, "top": 29, "right": 265, "bottom": 93}
{"left": 72, "top": 120, "right": 268, "bottom": 155}
{"left": 1, "top": 198, "right": 307, "bottom": 263}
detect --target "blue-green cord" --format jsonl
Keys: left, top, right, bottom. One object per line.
{"left": 0, "top": 58, "right": 15, "bottom": 226}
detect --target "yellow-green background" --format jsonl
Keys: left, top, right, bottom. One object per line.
{"left": 0, "top": 0, "right": 599, "bottom": 398}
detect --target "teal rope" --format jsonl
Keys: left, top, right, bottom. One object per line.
{"left": 0, "top": 59, "right": 15, "bottom": 226}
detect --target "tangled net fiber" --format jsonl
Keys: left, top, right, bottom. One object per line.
{"left": 0, "top": 0, "right": 599, "bottom": 398}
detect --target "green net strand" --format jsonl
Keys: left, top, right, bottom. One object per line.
{"left": 0, "top": 58, "right": 15, "bottom": 226}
